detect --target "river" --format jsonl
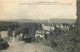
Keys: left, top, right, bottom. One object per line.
{"left": 0, "top": 31, "right": 55, "bottom": 52}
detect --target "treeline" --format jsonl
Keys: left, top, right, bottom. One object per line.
{"left": 0, "top": 21, "right": 43, "bottom": 31}
{"left": 0, "top": 21, "right": 20, "bottom": 31}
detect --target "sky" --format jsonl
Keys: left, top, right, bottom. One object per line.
{"left": 0, "top": 0, "right": 77, "bottom": 20}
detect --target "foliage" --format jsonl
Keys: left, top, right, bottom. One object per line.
{"left": 35, "top": 36, "right": 44, "bottom": 43}
{"left": 50, "top": 1, "right": 80, "bottom": 52}
{"left": 0, "top": 37, "right": 4, "bottom": 45}
{"left": 0, "top": 21, "right": 20, "bottom": 31}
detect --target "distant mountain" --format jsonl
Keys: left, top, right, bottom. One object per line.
{"left": 49, "top": 18, "right": 76, "bottom": 23}
{"left": 9, "top": 19, "right": 48, "bottom": 23}
{"left": 0, "top": 18, "right": 76, "bottom": 23}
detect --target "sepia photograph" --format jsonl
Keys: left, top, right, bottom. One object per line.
{"left": 0, "top": 0, "right": 79, "bottom": 52}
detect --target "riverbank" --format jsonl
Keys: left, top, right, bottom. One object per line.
{"left": 0, "top": 37, "right": 55, "bottom": 52}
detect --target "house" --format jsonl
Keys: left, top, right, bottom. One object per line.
{"left": 35, "top": 30, "right": 44, "bottom": 38}
{"left": 42, "top": 24, "right": 51, "bottom": 31}
{"left": 56, "top": 24, "right": 69, "bottom": 31}
{"left": 42, "top": 24, "right": 55, "bottom": 31}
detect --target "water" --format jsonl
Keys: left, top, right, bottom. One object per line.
{"left": 0, "top": 37, "right": 54, "bottom": 52}
{"left": 0, "top": 31, "right": 55, "bottom": 52}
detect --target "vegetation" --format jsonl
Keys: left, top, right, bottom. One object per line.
{"left": 49, "top": 1, "right": 80, "bottom": 52}
{"left": 0, "top": 21, "right": 20, "bottom": 31}
{"left": 14, "top": 23, "right": 43, "bottom": 42}
{"left": 0, "top": 35, "right": 9, "bottom": 50}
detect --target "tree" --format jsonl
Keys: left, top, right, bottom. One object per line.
{"left": 53, "top": 1, "right": 80, "bottom": 52}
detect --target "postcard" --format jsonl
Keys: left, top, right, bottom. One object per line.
{"left": 0, "top": 0, "right": 79, "bottom": 52}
